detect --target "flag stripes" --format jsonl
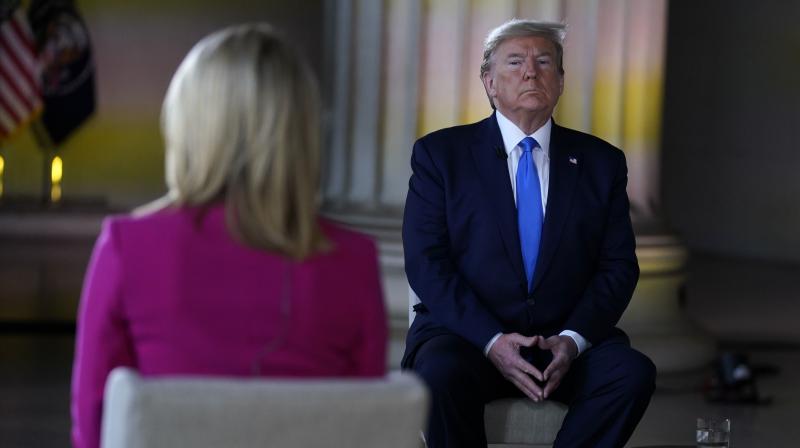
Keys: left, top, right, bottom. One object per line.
{"left": 0, "top": 7, "right": 42, "bottom": 140}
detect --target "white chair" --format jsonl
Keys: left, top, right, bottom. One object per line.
{"left": 101, "top": 367, "right": 429, "bottom": 448}
{"left": 409, "top": 286, "right": 567, "bottom": 448}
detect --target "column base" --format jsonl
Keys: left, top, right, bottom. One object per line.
{"left": 620, "top": 232, "right": 717, "bottom": 374}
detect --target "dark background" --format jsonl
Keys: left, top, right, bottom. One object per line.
{"left": 662, "top": 0, "right": 800, "bottom": 263}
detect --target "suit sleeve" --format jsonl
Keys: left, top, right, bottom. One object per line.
{"left": 563, "top": 151, "right": 639, "bottom": 343}
{"left": 403, "top": 138, "right": 504, "bottom": 350}
{"left": 71, "top": 220, "right": 136, "bottom": 448}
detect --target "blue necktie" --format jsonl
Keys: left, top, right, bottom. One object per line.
{"left": 516, "top": 137, "right": 543, "bottom": 292}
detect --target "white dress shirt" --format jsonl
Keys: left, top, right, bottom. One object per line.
{"left": 484, "top": 111, "right": 591, "bottom": 357}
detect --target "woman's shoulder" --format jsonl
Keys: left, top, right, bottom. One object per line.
{"left": 102, "top": 206, "right": 187, "bottom": 232}
{"left": 99, "top": 205, "right": 217, "bottom": 251}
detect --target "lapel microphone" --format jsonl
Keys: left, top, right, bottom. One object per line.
{"left": 494, "top": 147, "right": 507, "bottom": 160}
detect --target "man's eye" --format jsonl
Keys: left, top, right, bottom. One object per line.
{"left": 537, "top": 59, "right": 550, "bottom": 65}
{"left": 509, "top": 60, "right": 522, "bottom": 66}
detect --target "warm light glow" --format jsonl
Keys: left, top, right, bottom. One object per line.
{"left": 51, "top": 156, "right": 63, "bottom": 183}
{"left": 51, "top": 184, "right": 62, "bottom": 203}
{"left": 0, "top": 155, "right": 4, "bottom": 199}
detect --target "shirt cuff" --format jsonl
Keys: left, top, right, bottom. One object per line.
{"left": 484, "top": 332, "right": 503, "bottom": 356}
{"left": 559, "top": 330, "right": 591, "bottom": 356}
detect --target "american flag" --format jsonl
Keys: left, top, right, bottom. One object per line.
{"left": 0, "top": 3, "right": 42, "bottom": 141}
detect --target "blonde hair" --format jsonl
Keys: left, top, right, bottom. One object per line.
{"left": 147, "top": 23, "right": 326, "bottom": 259}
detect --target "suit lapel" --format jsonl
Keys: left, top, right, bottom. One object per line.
{"left": 532, "top": 122, "right": 581, "bottom": 292}
{"left": 469, "top": 114, "right": 526, "bottom": 285}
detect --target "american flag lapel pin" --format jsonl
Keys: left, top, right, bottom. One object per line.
{"left": 569, "top": 156, "right": 578, "bottom": 165}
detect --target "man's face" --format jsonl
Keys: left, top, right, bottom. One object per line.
{"left": 482, "top": 36, "right": 564, "bottom": 118}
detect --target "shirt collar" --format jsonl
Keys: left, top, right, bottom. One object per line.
{"left": 495, "top": 110, "right": 552, "bottom": 158}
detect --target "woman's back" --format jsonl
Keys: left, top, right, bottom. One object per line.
{"left": 80, "top": 204, "right": 386, "bottom": 377}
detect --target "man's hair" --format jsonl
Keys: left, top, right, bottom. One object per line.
{"left": 152, "top": 23, "right": 326, "bottom": 259}
{"left": 479, "top": 19, "right": 567, "bottom": 79}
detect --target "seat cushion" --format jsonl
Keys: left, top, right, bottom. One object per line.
{"left": 484, "top": 398, "right": 568, "bottom": 445}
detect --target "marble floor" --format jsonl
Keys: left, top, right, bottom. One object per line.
{"left": 2, "top": 252, "right": 800, "bottom": 447}
{"left": 629, "top": 349, "right": 800, "bottom": 447}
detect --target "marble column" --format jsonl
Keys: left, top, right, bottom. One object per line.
{"left": 322, "top": 0, "right": 715, "bottom": 373}
{"left": 553, "top": 0, "right": 716, "bottom": 373}
{"left": 320, "top": 0, "right": 421, "bottom": 365}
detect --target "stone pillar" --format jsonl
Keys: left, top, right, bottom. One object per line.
{"left": 322, "top": 0, "right": 715, "bottom": 373}
{"left": 320, "top": 0, "right": 422, "bottom": 365}
{"left": 553, "top": 0, "right": 715, "bottom": 373}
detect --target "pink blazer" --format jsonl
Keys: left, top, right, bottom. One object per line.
{"left": 70, "top": 205, "right": 387, "bottom": 448}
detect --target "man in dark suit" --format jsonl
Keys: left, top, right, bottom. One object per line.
{"left": 402, "top": 19, "right": 656, "bottom": 448}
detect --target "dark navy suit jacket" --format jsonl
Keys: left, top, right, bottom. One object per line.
{"left": 401, "top": 113, "right": 639, "bottom": 367}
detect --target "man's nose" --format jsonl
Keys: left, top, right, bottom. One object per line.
{"left": 524, "top": 60, "right": 537, "bottom": 79}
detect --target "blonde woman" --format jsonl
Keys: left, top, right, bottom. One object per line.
{"left": 70, "top": 24, "right": 387, "bottom": 448}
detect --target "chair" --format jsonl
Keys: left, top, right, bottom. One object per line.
{"left": 409, "top": 286, "right": 567, "bottom": 448}
{"left": 101, "top": 367, "right": 429, "bottom": 448}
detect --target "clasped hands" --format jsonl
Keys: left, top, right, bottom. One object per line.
{"left": 487, "top": 333, "right": 578, "bottom": 402}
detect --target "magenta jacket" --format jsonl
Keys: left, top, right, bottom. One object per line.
{"left": 71, "top": 205, "right": 387, "bottom": 448}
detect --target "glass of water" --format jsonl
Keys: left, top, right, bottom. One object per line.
{"left": 697, "top": 417, "right": 730, "bottom": 447}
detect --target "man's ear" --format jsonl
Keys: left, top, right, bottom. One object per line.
{"left": 480, "top": 71, "right": 497, "bottom": 109}
{"left": 482, "top": 71, "right": 495, "bottom": 99}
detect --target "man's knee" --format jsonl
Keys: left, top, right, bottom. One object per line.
{"left": 411, "top": 336, "right": 486, "bottom": 395}
{"left": 618, "top": 349, "right": 656, "bottom": 399}
{"left": 415, "top": 348, "right": 472, "bottom": 392}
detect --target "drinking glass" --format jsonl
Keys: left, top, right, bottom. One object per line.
{"left": 696, "top": 417, "right": 730, "bottom": 447}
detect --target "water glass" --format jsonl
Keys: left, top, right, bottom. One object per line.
{"left": 696, "top": 417, "right": 730, "bottom": 447}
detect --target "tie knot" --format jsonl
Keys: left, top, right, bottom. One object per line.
{"left": 519, "top": 137, "right": 539, "bottom": 153}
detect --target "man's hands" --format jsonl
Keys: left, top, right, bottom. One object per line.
{"left": 538, "top": 335, "right": 578, "bottom": 399}
{"left": 487, "top": 333, "right": 544, "bottom": 401}
{"left": 488, "top": 333, "right": 579, "bottom": 401}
